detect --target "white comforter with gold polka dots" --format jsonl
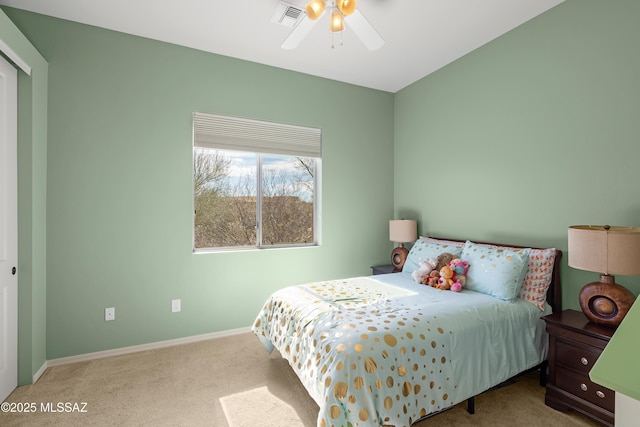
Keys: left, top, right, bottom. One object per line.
{"left": 252, "top": 272, "right": 549, "bottom": 427}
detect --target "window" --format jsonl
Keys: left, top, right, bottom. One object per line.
{"left": 193, "top": 113, "right": 321, "bottom": 251}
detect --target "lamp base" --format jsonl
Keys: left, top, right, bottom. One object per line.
{"left": 391, "top": 244, "right": 409, "bottom": 272}
{"left": 578, "top": 275, "right": 636, "bottom": 328}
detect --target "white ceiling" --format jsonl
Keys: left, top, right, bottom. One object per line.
{"left": 0, "top": 0, "right": 564, "bottom": 93}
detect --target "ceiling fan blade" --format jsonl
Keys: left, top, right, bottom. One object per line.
{"left": 345, "top": 9, "right": 384, "bottom": 51}
{"left": 281, "top": 13, "right": 322, "bottom": 50}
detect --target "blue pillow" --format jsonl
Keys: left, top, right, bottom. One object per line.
{"left": 402, "top": 237, "right": 464, "bottom": 274}
{"left": 461, "top": 241, "right": 531, "bottom": 301}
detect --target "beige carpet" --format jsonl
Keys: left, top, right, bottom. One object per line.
{"left": 1, "top": 332, "right": 601, "bottom": 427}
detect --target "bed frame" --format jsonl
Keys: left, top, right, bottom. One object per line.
{"left": 416, "top": 237, "right": 563, "bottom": 422}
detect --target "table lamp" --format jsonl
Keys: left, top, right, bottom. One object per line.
{"left": 389, "top": 219, "right": 417, "bottom": 271}
{"left": 568, "top": 225, "right": 640, "bottom": 327}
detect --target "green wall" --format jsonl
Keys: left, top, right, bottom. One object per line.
{"left": 6, "top": 0, "right": 640, "bottom": 369}
{"left": 0, "top": 9, "right": 48, "bottom": 384}
{"left": 394, "top": 0, "right": 640, "bottom": 309}
{"left": 4, "top": 8, "right": 394, "bottom": 360}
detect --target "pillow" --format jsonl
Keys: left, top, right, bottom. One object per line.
{"left": 483, "top": 244, "right": 557, "bottom": 310}
{"left": 402, "top": 237, "right": 464, "bottom": 274}
{"left": 461, "top": 241, "right": 531, "bottom": 301}
{"left": 519, "top": 248, "right": 557, "bottom": 310}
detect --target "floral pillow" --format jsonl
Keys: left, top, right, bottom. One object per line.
{"left": 518, "top": 248, "right": 557, "bottom": 310}
{"left": 402, "top": 237, "right": 464, "bottom": 274}
{"left": 480, "top": 243, "right": 557, "bottom": 310}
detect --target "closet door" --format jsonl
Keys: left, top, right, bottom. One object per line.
{"left": 0, "top": 53, "right": 18, "bottom": 402}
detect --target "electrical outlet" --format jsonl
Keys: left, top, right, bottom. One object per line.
{"left": 171, "top": 299, "right": 181, "bottom": 313}
{"left": 105, "top": 307, "right": 115, "bottom": 321}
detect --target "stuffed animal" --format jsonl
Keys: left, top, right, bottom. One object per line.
{"left": 423, "top": 252, "right": 457, "bottom": 287}
{"left": 411, "top": 258, "right": 438, "bottom": 283}
{"left": 435, "top": 252, "right": 456, "bottom": 271}
{"left": 448, "top": 258, "right": 470, "bottom": 292}
{"left": 450, "top": 281, "right": 463, "bottom": 292}
{"left": 424, "top": 271, "right": 439, "bottom": 287}
{"left": 436, "top": 265, "right": 455, "bottom": 290}
{"left": 426, "top": 255, "right": 471, "bottom": 292}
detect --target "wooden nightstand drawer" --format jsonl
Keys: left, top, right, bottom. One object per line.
{"left": 556, "top": 339, "right": 602, "bottom": 374}
{"left": 556, "top": 367, "right": 615, "bottom": 412}
{"left": 542, "top": 309, "right": 615, "bottom": 426}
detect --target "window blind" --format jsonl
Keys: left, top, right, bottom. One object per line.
{"left": 193, "top": 112, "right": 321, "bottom": 158}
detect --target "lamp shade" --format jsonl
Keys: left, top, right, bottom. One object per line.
{"left": 568, "top": 225, "right": 640, "bottom": 276}
{"left": 389, "top": 220, "right": 417, "bottom": 243}
{"left": 330, "top": 8, "right": 344, "bottom": 32}
{"left": 305, "top": 0, "right": 325, "bottom": 21}
{"left": 337, "top": 0, "right": 357, "bottom": 16}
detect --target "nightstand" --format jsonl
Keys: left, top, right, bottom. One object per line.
{"left": 370, "top": 264, "right": 397, "bottom": 275}
{"left": 543, "top": 309, "right": 615, "bottom": 426}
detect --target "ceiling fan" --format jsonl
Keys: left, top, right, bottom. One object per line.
{"left": 276, "top": 0, "right": 384, "bottom": 51}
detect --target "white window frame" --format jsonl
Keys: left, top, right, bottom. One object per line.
{"left": 192, "top": 112, "right": 322, "bottom": 252}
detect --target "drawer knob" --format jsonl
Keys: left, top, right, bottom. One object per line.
{"left": 580, "top": 357, "right": 588, "bottom": 365}
{"left": 580, "top": 383, "right": 588, "bottom": 392}
{"left": 596, "top": 391, "right": 606, "bottom": 399}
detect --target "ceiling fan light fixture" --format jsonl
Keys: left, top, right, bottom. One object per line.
{"left": 337, "top": 0, "right": 356, "bottom": 16}
{"left": 305, "top": 0, "right": 326, "bottom": 21}
{"left": 330, "top": 8, "right": 344, "bottom": 32}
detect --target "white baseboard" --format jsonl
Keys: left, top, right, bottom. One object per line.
{"left": 46, "top": 327, "right": 252, "bottom": 368}
{"left": 32, "top": 360, "right": 48, "bottom": 384}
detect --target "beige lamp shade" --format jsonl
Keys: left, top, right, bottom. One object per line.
{"left": 568, "top": 225, "right": 640, "bottom": 276}
{"left": 389, "top": 220, "right": 417, "bottom": 243}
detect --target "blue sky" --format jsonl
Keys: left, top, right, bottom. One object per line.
{"left": 197, "top": 149, "right": 314, "bottom": 201}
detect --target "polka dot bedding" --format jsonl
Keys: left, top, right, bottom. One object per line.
{"left": 252, "top": 273, "right": 550, "bottom": 427}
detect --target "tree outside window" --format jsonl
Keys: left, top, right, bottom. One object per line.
{"left": 192, "top": 112, "right": 321, "bottom": 251}
{"left": 193, "top": 148, "right": 318, "bottom": 250}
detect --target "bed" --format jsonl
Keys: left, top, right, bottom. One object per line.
{"left": 252, "top": 237, "right": 562, "bottom": 427}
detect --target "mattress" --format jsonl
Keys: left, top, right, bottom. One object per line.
{"left": 252, "top": 272, "right": 550, "bottom": 427}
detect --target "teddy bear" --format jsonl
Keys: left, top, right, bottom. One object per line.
{"left": 411, "top": 257, "right": 438, "bottom": 283}
{"left": 423, "top": 252, "right": 456, "bottom": 287}
{"left": 436, "top": 265, "right": 455, "bottom": 290}
{"left": 435, "top": 252, "right": 456, "bottom": 271}
{"left": 425, "top": 255, "right": 470, "bottom": 292}
{"left": 423, "top": 271, "right": 439, "bottom": 287}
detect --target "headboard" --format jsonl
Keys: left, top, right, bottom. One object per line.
{"left": 430, "top": 237, "right": 563, "bottom": 313}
